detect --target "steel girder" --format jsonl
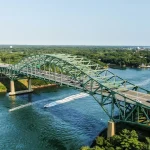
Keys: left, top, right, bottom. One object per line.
{"left": 0, "top": 54, "right": 150, "bottom": 126}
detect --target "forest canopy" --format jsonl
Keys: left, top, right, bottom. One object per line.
{"left": 0, "top": 46, "right": 149, "bottom": 68}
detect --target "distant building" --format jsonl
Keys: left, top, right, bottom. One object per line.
{"left": 10, "top": 46, "right": 13, "bottom": 49}
{"left": 136, "top": 47, "right": 145, "bottom": 51}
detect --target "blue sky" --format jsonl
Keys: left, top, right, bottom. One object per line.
{"left": 0, "top": 0, "right": 150, "bottom": 45}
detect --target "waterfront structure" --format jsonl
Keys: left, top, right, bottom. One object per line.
{"left": 0, "top": 54, "right": 150, "bottom": 137}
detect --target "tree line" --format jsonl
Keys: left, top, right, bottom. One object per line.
{"left": 81, "top": 129, "right": 150, "bottom": 150}
{"left": 0, "top": 46, "right": 149, "bottom": 68}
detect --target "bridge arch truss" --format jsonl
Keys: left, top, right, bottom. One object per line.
{"left": 0, "top": 54, "right": 150, "bottom": 127}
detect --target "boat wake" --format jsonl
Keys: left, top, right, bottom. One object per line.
{"left": 44, "top": 93, "right": 89, "bottom": 108}
{"left": 9, "top": 97, "right": 52, "bottom": 112}
{"left": 9, "top": 92, "right": 89, "bottom": 112}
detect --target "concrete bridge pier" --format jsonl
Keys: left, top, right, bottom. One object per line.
{"left": 107, "top": 121, "right": 115, "bottom": 138}
{"left": 28, "top": 78, "right": 32, "bottom": 91}
{"left": 9, "top": 78, "right": 33, "bottom": 96}
{"left": 9, "top": 79, "right": 15, "bottom": 95}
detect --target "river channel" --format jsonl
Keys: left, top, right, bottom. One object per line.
{"left": 0, "top": 68, "right": 150, "bottom": 150}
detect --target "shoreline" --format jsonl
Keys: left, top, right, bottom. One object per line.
{"left": 139, "top": 66, "right": 150, "bottom": 68}
{"left": 109, "top": 66, "right": 150, "bottom": 69}
{"left": 0, "top": 83, "right": 58, "bottom": 93}
{"left": 90, "top": 122, "right": 150, "bottom": 148}
{"left": 109, "top": 64, "right": 150, "bottom": 69}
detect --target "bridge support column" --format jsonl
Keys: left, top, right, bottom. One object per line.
{"left": 9, "top": 78, "right": 33, "bottom": 96}
{"left": 107, "top": 121, "right": 115, "bottom": 138}
{"left": 28, "top": 78, "right": 32, "bottom": 91}
{"left": 9, "top": 79, "right": 15, "bottom": 95}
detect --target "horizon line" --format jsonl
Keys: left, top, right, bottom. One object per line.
{"left": 0, "top": 44, "right": 150, "bottom": 47}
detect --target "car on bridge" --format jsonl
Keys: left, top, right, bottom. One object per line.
{"left": 146, "top": 100, "right": 150, "bottom": 103}
{"left": 136, "top": 99, "right": 142, "bottom": 103}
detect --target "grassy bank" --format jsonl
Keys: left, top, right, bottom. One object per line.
{"left": 0, "top": 78, "right": 57, "bottom": 93}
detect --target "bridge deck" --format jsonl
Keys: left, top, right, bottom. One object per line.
{"left": 1, "top": 63, "right": 150, "bottom": 108}
{"left": 121, "top": 90, "right": 150, "bottom": 106}
{"left": 0, "top": 63, "right": 10, "bottom": 68}
{"left": 0, "top": 54, "right": 150, "bottom": 125}
{"left": 19, "top": 68, "right": 150, "bottom": 107}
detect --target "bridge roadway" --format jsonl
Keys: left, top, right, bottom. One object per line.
{"left": 18, "top": 67, "right": 150, "bottom": 108}
{"left": 0, "top": 63, "right": 150, "bottom": 107}
{"left": 0, "top": 63, "right": 10, "bottom": 68}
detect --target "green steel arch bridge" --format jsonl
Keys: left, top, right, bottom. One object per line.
{"left": 0, "top": 54, "right": 150, "bottom": 132}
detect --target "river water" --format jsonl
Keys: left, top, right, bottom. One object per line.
{"left": 0, "top": 68, "right": 150, "bottom": 150}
